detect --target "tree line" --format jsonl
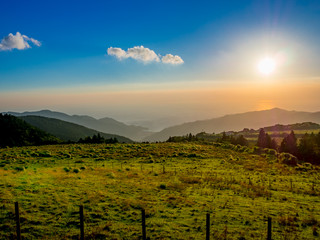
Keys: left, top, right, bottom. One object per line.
{"left": 215, "top": 128, "right": 320, "bottom": 164}
{"left": 78, "top": 133, "right": 119, "bottom": 144}
{"left": 167, "top": 129, "right": 320, "bottom": 165}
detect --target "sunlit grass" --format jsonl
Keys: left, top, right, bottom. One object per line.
{"left": 0, "top": 143, "right": 319, "bottom": 239}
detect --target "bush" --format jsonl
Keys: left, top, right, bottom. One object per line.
{"left": 159, "top": 184, "right": 167, "bottom": 189}
{"left": 73, "top": 168, "right": 80, "bottom": 173}
{"left": 75, "top": 160, "right": 85, "bottom": 163}
{"left": 187, "top": 153, "right": 197, "bottom": 158}
{"left": 14, "top": 166, "right": 25, "bottom": 171}
{"left": 38, "top": 151, "right": 52, "bottom": 157}
{"left": 106, "top": 172, "right": 115, "bottom": 179}
{"left": 252, "top": 146, "right": 261, "bottom": 154}
{"left": 279, "top": 153, "right": 298, "bottom": 166}
{"left": 265, "top": 149, "right": 277, "bottom": 156}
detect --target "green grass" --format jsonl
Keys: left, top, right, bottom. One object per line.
{"left": 0, "top": 143, "right": 319, "bottom": 239}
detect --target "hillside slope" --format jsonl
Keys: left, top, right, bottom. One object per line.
{"left": 0, "top": 114, "right": 60, "bottom": 147}
{"left": 20, "top": 116, "right": 133, "bottom": 143}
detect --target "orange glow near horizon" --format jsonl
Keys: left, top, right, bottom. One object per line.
{"left": 1, "top": 80, "right": 319, "bottom": 120}
{"left": 256, "top": 100, "right": 274, "bottom": 111}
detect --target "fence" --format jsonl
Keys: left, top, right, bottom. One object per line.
{"left": 12, "top": 202, "right": 273, "bottom": 240}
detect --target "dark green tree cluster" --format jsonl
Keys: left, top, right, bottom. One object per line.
{"left": 0, "top": 114, "right": 60, "bottom": 148}
{"left": 167, "top": 133, "right": 198, "bottom": 143}
{"left": 78, "top": 133, "right": 118, "bottom": 144}
{"left": 279, "top": 130, "right": 298, "bottom": 156}
{"left": 256, "top": 129, "right": 278, "bottom": 150}
{"left": 297, "top": 132, "right": 320, "bottom": 164}
{"left": 217, "top": 132, "right": 249, "bottom": 146}
{"left": 257, "top": 129, "right": 320, "bottom": 165}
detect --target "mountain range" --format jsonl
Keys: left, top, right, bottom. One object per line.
{"left": 19, "top": 116, "right": 132, "bottom": 143}
{"left": 143, "top": 108, "right": 320, "bottom": 141}
{"left": 5, "top": 108, "right": 320, "bottom": 142}
{"left": 7, "top": 110, "right": 152, "bottom": 141}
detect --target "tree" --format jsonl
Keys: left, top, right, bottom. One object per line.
{"left": 279, "top": 130, "right": 298, "bottom": 156}
{"left": 221, "top": 132, "right": 228, "bottom": 142}
{"left": 297, "top": 132, "right": 320, "bottom": 164}
{"left": 236, "top": 135, "right": 249, "bottom": 146}
{"left": 257, "top": 128, "right": 278, "bottom": 150}
{"left": 270, "top": 139, "right": 278, "bottom": 151}
{"left": 257, "top": 128, "right": 267, "bottom": 148}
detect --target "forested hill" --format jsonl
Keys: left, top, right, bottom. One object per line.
{"left": 0, "top": 114, "right": 61, "bottom": 147}
{"left": 19, "top": 115, "right": 133, "bottom": 143}
{"left": 7, "top": 110, "right": 152, "bottom": 141}
{"left": 263, "top": 122, "right": 320, "bottom": 131}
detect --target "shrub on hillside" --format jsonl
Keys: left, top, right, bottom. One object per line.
{"left": 279, "top": 152, "right": 298, "bottom": 166}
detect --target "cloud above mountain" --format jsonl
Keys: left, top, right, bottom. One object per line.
{"left": 0, "top": 32, "right": 41, "bottom": 51}
{"left": 107, "top": 45, "right": 183, "bottom": 64}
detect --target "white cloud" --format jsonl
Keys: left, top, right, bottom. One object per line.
{"left": 0, "top": 32, "right": 41, "bottom": 51}
{"left": 161, "top": 54, "right": 184, "bottom": 65}
{"left": 22, "top": 34, "right": 41, "bottom": 47}
{"left": 126, "top": 46, "right": 160, "bottom": 63}
{"left": 107, "top": 47, "right": 127, "bottom": 60}
{"left": 107, "top": 45, "right": 183, "bottom": 65}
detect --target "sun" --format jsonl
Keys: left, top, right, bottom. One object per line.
{"left": 258, "top": 57, "right": 276, "bottom": 75}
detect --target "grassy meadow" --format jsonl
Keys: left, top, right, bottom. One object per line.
{"left": 0, "top": 143, "right": 319, "bottom": 239}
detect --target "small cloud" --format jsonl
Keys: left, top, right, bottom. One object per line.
{"left": 0, "top": 32, "right": 41, "bottom": 51}
{"left": 108, "top": 46, "right": 160, "bottom": 63}
{"left": 107, "top": 45, "right": 183, "bottom": 65}
{"left": 161, "top": 54, "right": 184, "bottom": 65}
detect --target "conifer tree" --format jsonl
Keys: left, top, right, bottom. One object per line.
{"left": 257, "top": 128, "right": 267, "bottom": 148}
{"left": 280, "top": 130, "right": 298, "bottom": 156}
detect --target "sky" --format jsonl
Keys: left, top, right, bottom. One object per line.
{"left": 1, "top": 0, "right": 320, "bottom": 129}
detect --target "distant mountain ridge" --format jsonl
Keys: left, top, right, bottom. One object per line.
{"left": 6, "top": 108, "right": 320, "bottom": 142}
{"left": 144, "top": 108, "right": 320, "bottom": 142}
{"left": 7, "top": 110, "right": 153, "bottom": 141}
{"left": 19, "top": 116, "right": 133, "bottom": 143}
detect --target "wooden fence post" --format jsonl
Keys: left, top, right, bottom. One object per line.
{"left": 267, "top": 217, "right": 272, "bottom": 240}
{"left": 206, "top": 213, "right": 210, "bottom": 240}
{"left": 142, "top": 208, "right": 146, "bottom": 240}
{"left": 80, "top": 205, "right": 84, "bottom": 240}
{"left": 15, "top": 202, "right": 21, "bottom": 240}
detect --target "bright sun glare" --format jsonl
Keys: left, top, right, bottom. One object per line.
{"left": 258, "top": 57, "right": 276, "bottom": 75}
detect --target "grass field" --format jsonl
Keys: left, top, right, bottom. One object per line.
{"left": 0, "top": 143, "right": 319, "bottom": 239}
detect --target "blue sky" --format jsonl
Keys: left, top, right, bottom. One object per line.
{"left": 1, "top": 0, "right": 320, "bottom": 125}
